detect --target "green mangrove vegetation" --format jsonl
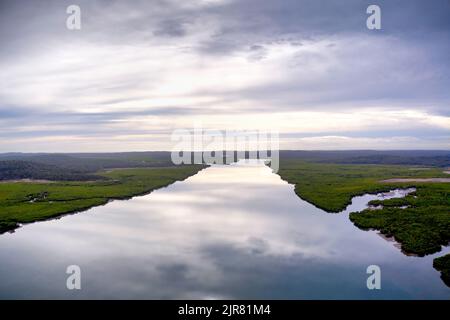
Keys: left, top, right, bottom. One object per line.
{"left": 349, "top": 183, "right": 450, "bottom": 255}
{"left": 277, "top": 159, "right": 450, "bottom": 287}
{"left": 433, "top": 254, "right": 450, "bottom": 287}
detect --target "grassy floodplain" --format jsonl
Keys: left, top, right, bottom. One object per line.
{"left": 277, "top": 159, "right": 450, "bottom": 285}
{"left": 0, "top": 165, "right": 205, "bottom": 233}
{"left": 277, "top": 160, "right": 448, "bottom": 212}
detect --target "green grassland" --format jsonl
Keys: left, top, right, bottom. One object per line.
{"left": 277, "top": 160, "right": 448, "bottom": 212}
{"left": 0, "top": 165, "right": 204, "bottom": 233}
{"left": 277, "top": 159, "right": 450, "bottom": 285}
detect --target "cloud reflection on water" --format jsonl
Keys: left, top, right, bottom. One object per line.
{"left": 0, "top": 161, "right": 448, "bottom": 299}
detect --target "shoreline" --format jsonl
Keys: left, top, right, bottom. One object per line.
{"left": 0, "top": 165, "right": 207, "bottom": 235}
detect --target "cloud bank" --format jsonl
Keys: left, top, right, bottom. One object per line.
{"left": 0, "top": 0, "right": 449, "bottom": 151}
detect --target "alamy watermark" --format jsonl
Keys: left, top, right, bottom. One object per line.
{"left": 65, "top": 4, "right": 381, "bottom": 32}
{"left": 366, "top": 265, "right": 381, "bottom": 290}
{"left": 366, "top": 5, "right": 381, "bottom": 30}
{"left": 66, "top": 265, "right": 81, "bottom": 290}
{"left": 66, "top": 5, "right": 81, "bottom": 30}
{"left": 170, "top": 126, "right": 280, "bottom": 173}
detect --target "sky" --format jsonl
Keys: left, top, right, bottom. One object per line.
{"left": 0, "top": 0, "right": 449, "bottom": 152}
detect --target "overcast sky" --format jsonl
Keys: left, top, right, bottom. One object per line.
{"left": 0, "top": 0, "right": 449, "bottom": 152}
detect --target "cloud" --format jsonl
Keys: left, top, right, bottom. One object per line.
{"left": 0, "top": 0, "right": 449, "bottom": 151}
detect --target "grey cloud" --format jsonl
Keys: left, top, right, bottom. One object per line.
{"left": 247, "top": 44, "right": 268, "bottom": 61}
{"left": 2, "top": 0, "right": 450, "bottom": 53}
{"left": 0, "top": 0, "right": 449, "bottom": 151}
{"left": 153, "top": 19, "right": 188, "bottom": 37}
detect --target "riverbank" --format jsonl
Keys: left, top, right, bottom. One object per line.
{"left": 0, "top": 165, "right": 205, "bottom": 234}
{"left": 277, "top": 160, "right": 450, "bottom": 286}
{"left": 433, "top": 254, "right": 450, "bottom": 286}
{"left": 349, "top": 183, "right": 450, "bottom": 255}
{"left": 277, "top": 160, "right": 448, "bottom": 212}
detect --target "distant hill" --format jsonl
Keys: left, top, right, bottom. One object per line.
{"left": 0, "top": 160, "right": 104, "bottom": 181}
{"left": 279, "top": 150, "right": 450, "bottom": 167}
{"left": 0, "top": 152, "right": 174, "bottom": 173}
{"left": 0, "top": 150, "right": 448, "bottom": 181}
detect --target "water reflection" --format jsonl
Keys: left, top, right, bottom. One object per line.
{"left": 0, "top": 160, "right": 448, "bottom": 299}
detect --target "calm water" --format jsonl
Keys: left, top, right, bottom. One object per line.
{"left": 0, "top": 160, "right": 449, "bottom": 299}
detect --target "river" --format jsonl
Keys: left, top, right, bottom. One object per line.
{"left": 0, "top": 160, "right": 448, "bottom": 299}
